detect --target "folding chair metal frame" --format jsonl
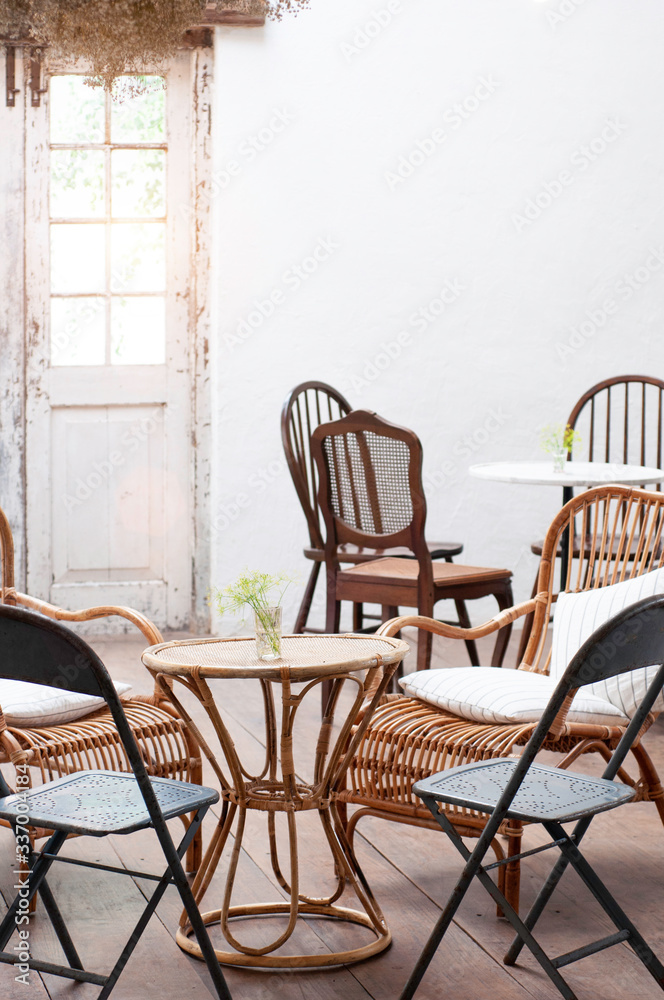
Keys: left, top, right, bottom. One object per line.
{"left": 399, "top": 595, "right": 664, "bottom": 1000}
{"left": 0, "top": 604, "right": 232, "bottom": 1000}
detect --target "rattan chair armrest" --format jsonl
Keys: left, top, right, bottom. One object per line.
{"left": 376, "top": 598, "right": 538, "bottom": 644}
{"left": 8, "top": 590, "right": 164, "bottom": 645}
{"left": 7, "top": 590, "right": 165, "bottom": 700}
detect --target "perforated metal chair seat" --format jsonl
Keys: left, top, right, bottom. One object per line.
{"left": 0, "top": 770, "right": 219, "bottom": 836}
{"left": 416, "top": 759, "right": 636, "bottom": 825}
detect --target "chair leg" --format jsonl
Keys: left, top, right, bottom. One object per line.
{"left": 516, "top": 572, "right": 539, "bottom": 665}
{"left": 416, "top": 623, "right": 433, "bottom": 671}
{"left": 489, "top": 583, "right": 515, "bottom": 668}
{"left": 294, "top": 561, "right": 321, "bottom": 633}
{"left": 352, "top": 602, "right": 364, "bottom": 631}
{"left": 631, "top": 741, "right": 664, "bottom": 825}
{"left": 453, "top": 600, "right": 479, "bottom": 665}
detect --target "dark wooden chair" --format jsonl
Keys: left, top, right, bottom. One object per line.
{"left": 311, "top": 409, "right": 513, "bottom": 672}
{"left": 519, "top": 374, "right": 664, "bottom": 658}
{"left": 281, "top": 380, "right": 463, "bottom": 633}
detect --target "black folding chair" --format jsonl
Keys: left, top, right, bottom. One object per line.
{"left": 400, "top": 594, "right": 664, "bottom": 1000}
{"left": 0, "top": 605, "right": 232, "bottom": 1000}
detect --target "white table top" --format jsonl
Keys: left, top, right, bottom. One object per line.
{"left": 469, "top": 460, "right": 664, "bottom": 487}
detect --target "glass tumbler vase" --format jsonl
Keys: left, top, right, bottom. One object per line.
{"left": 254, "top": 606, "right": 282, "bottom": 661}
{"left": 552, "top": 449, "right": 567, "bottom": 473}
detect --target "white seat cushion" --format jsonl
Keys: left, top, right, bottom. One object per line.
{"left": 550, "top": 567, "right": 664, "bottom": 718}
{"left": 0, "top": 680, "right": 132, "bottom": 728}
{"left": 398, "top": 666, "right": 627, "bottom": 726}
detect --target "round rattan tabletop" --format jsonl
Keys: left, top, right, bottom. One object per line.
{"left": 142, "top": 632, "right": 409, "bottom": 682}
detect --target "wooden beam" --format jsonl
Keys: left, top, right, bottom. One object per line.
{"left": 201, "top": 1, "right": 267, "bottom": 26}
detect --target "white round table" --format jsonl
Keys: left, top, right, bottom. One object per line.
{"left": 469, "top": 460, "right": 664, "bottom": 587}
{"left": 469, "top": 460, "right": 664, "bottom": 489}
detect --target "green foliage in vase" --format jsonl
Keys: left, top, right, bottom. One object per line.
{"left": 539, "top": 423, "right": 582, "bottom": 456}
{"left": 213, "top": 570, "right": 291, "bottom": 656}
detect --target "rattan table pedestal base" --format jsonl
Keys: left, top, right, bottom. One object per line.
{"left": 141, "top": 633, "right": 409, "bottom": 971}
{"left": 177, "top": 902, "right": 392, "bottom": 968}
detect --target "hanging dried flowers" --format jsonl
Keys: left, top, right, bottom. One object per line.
{"left": 0, "top": 0, "right": 311, "bottom": 92}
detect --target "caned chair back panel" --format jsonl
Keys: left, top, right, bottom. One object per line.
{"left": 323, "top": 431, "right": 413, "bottom": 536}
{"left": 567, "top": 375, "right": 664, "bottom": 484}
{"left": 523, "top": 484, "right": 664, "bottom": 674}
{"left": 281, "top": 381, "right": 352, "bottom": 551}
{"left": 312, "top": 410, "right": 427, "bottom": 554}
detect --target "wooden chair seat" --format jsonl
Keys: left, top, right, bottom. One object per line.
{"left": 304, "top": 540, "right": 464, "bottom": 563}
{"left": 338, "top": 557, "right": 511, "bottom": 601}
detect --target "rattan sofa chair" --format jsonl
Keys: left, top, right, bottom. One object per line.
{"left": 338, "top": 484, "right": 664, "bottom": 914}
{"left": 0, "top": 504, "right": 203, "bottom": 872}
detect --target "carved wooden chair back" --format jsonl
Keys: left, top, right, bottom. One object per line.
{"left": 281, "top": 380, "right": 353, "bottom": 553}
{"left": 567, "top": 374, "right": 664, "bottom": 485}
{"left": 312, "top": 409, "right": 431, "bottom": 573}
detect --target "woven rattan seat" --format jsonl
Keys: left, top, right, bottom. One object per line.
{"left": 340, "top": 484, "right": 664, "bottom": 916}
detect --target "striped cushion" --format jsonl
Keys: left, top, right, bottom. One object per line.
{"left": 0, "top": 680, "right": 132, "bottom": 727}
{"left": 398, "top": 666, "right": 627, "bottom": 726}
{"left": 549, "top": 567, "right": 664, "bottom": 719}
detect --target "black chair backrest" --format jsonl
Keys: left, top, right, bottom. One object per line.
{"left": 0, "top": 605, "right": 158, "bottom": 810}
{"left": 281, "top": 381, "right": 352, "bottom": 551}
{"left": 521, "top": 595, "right": 664, "bottom": 788}
{"left": 567, "top": 375, "right": 664, "bottom": 485}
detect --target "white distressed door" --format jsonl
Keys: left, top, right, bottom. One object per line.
{"left": 24, "top": 53, "right": 212, "bottom": 629}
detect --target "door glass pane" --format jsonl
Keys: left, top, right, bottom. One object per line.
{"left": 111, "top": 223, "right": 165, "bottom": 293}
{"left": 51, "top": 224, "right": 106, "bottom": 294}
{"left": 111, "top": 149, "right": 166, "bottom": 218}
{"left": 111, "top": 298, "right": 166, "bottom": 365}
{"left": 51, "top": 298, "right": 105, "bottom": 366}
{"left": 50, "top": 150, "right": 105, "bottom": 218}
{"left": 111, "top": 77, "right": 165, "bottom": 143}
{"left": 50, "top": 77, "right": 105, "bottom": 144}
{"left": 49, "top": 73, "right": 167, "bottom": 367}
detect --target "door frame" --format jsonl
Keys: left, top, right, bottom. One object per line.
{"left": 17, "top": 47, "right": 214, "bottom": 631}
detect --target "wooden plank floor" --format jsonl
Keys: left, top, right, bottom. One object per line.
{"left": 1, "top": 626, "right": 664, "bottom": 1000}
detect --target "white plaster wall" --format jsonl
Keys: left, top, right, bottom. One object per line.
{"left": 208, "top": 0, "right": 664, "bottom": 638}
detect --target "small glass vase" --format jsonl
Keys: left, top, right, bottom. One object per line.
{"left": 552, "top": 449, "right": 568, "bottom": 473}
{"left": 254, "top": 606, "right": 282, "bottom": 661}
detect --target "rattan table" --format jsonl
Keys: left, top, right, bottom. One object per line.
{"left": 141, "top": 632, "right": 409, "bottom": 969}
